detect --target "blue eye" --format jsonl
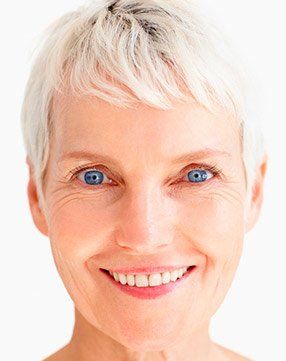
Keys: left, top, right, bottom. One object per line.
{"left": 78, "top": 170, "right": 111, "bottom": 186}
{"left": 187, "top": 169, "right": 211, "bottom": 183}
{"left": 84, "top": 170, "right": 104, "bottom": 185}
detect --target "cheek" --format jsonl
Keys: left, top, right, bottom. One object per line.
{"left": 46, "top": 195, "right": 113, "bottom": 316}
{"left": 177, "top": 192, "right": 245, "bottom": 312}
{"left": 178, "top": 191, "right": 245, "bottom": 262}
{"left": 48, "top": 194, "right": 115, "bottom": 258}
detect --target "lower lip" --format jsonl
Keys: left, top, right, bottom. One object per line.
{"left": 99, "top": 266, "right": 196, "bottom": 300}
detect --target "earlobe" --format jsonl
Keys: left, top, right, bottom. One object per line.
{"left": 26, "top": 156, "right": 49, "bottom": 237}
{"left": 245, "top": 153, "right": 268, "bottom": 233}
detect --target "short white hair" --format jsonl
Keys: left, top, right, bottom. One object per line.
{"left": 21, "top": 0, "right": 266, "bottom": 213}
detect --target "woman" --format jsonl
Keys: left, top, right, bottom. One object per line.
{"left": 21, "top": 1, "right": 267, "bottom": 360}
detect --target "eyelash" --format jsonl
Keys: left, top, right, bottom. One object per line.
{"left": 68, "top": 162, "right": 223, "bottom": 189}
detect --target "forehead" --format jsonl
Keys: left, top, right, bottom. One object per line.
{"left": 50, "top": 90, "right": 241, "bottom": 166}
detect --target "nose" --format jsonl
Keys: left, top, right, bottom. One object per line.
{"left": 115, "top": 183, "right": 175, "bottom": 254}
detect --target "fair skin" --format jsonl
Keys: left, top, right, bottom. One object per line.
{"left": 27, "top": 88, "right": 267, "bottom": 361}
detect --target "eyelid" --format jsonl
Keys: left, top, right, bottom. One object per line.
{"left": 77, "top": 169, "right": 112, "bottom": 185}
{"left": 69, "top": 164, "right": 111, "bottom": 180}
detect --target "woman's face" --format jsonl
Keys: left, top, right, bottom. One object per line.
{"left": 29, "top": 91, "right": 264, "bottom": 351}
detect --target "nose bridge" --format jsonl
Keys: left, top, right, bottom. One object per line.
{"left": 116, "top": 181, "right": 174, "bottom": 253}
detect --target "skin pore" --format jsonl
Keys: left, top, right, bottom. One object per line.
{"left": 27, "top": 88, "right": 267, "bottom": 361}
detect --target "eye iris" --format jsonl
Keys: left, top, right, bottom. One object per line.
{"left": 84, "top": 170, "right": 104, "bottom": 185}
{"left": 188, "top": 170, "right": 208, "bottom": 183}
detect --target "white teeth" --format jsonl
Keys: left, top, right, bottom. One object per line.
{"left": 135, "top": 274, "right": 149, "bottom": 287}
{"left": 109, "top": 267, "right": 190, "bottom": 287}
{"left": 113, "top": 272, "right": 119, "bottom": 282}
{"left": 178, "top": 268, "right": 184, "bottom": 278}
{"left": 161, "top": 271, "right": 171, "bottom": 284}
{"left": 170, "top": 269, "right": 179, "bottom": 281}
{"left": 118, "top": 273, "right": 127, "bottom": 285}
{"left": 126, "top": 274, "right": 135, "bottom": 286}
{"left": 149, "top": 273, "right": 162, "bottom": 287}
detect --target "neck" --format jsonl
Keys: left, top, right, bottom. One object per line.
{"left": 66, "top": 308, "right": 224, "bottom": 361}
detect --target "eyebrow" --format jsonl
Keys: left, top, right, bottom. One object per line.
{"left": 171, "top": 148, "right": 231, "bottom": 163}
{"left": 58, "top": 148, "right": 231, "bottom": 166}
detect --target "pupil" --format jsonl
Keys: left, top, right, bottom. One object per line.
{"left": 84, "top": 171, "right": 104, "bottom": 185}
{"left": 188, "top": 170, "right": 207, "bottom": 183}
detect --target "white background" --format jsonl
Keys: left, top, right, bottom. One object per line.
{"left": 0, "top": 0, "right": 285, "bottom": 360}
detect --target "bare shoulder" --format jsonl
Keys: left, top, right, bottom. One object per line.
{"left": 215, "top": 342, "right": 253, "bottom": 361}
{"left": 42, "top": 344, "right": 75, "bottom": 361}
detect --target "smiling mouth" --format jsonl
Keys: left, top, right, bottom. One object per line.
{"left": 100, "top": 265, "right": 196, "bottom": 288}
{"left": 99, "top": 266, "right": 196, "bottom": 300}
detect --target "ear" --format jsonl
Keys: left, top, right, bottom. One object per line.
{"left": 26, "top": 156, "right": 49, "bottom": 237}
{"left": 245, "top": 153, "right": 268, "bottom": 233}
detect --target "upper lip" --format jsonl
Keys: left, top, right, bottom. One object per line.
{"left": 101, "top": 265, "right": 194, "bottom": 275}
